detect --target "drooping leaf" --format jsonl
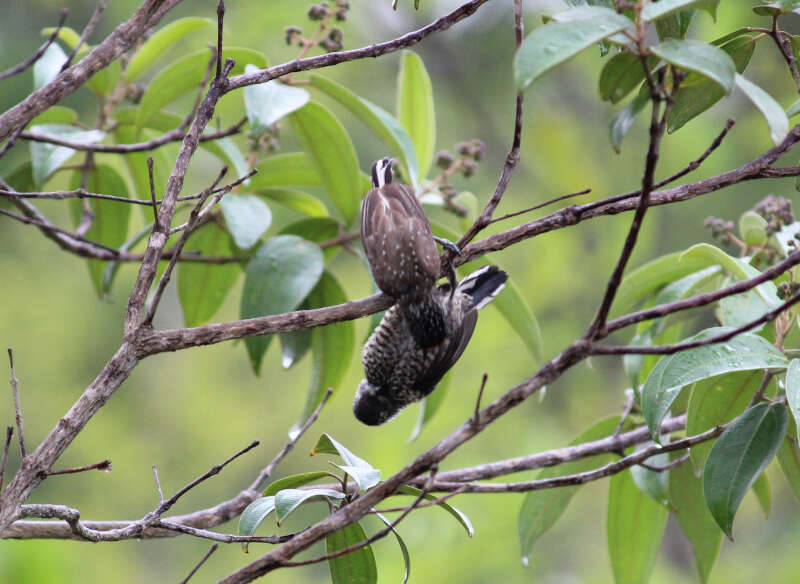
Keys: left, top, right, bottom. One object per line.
{"left": 238, "top": 496, "right": 276, "bottom": 552}
{"left": 408, "top": 371, "right": 452, "bottom": 442}
{"left": 326, "top": 522, "right": 378, "bottom": 584}
{"left": 776, "top": 427, "right": 800, "bottom": 503}
{"left": 668, "top": 457, "right": 722, "bottom": 584}
{"left": 630, "top": 443, "right": 671, "bottom": 504}
{"left": 292, "top": 272, "right": 355, "bottom": 432}
{"left": 30, "top": 124, "right": 105, "bottom": 186}
{"left": 241, "top": 235, "right": 324, "bottom": 374}
{"left": 135, "top": 47, "right": 267, "bottom": 130}
{"left": 275, "top": 487, "right": 345, "bottom": 525}
{"left": 374, "top": 511, "right": 410, "bottom": 584}
{"left": 397, "top": 485, "right": 473, "bottom": 537}
{"left": 279, "top": 326, "right": 312, "bottom": 369}
{"left": 177, "top": 224, "right": 240, "bottom": 327}
{"left": 519, "top": 416, "right": 625, "bottom": 560}
{"left": 650, "top": 39, "right": 736, "bottom": 93}
{"left": 124, "top": 17, "right": 216, "bottom": 82}
{"left": 610, "top": 84, "right": 649, "bottom": 153}
{"left": 752, "top": 472, "right": 771, "bottom": 516}
{"left": 263, "top": 471, "right": 335, "bottom": 496}
{"left": 313, "top": 433, "right": 374, "bottom": 470}
{"left": 396, "top": 51, "right": 435, "bottom": 180}
{"left": 703, "top": 402, "right": 788, "bottom": 538}
{"left": 33, "top": 43, "right": 66, "bottom": 90}
{"left": 220, "top": 194, "right": 272, "bottom": 250}
{"left": 515, "top": 7, "right": 634, "bottom": 91}
{"left": 68, "top": 165, "right": 131, "bottom": 296}
{"left": 641, "top": 328, "right": 787, "bottom": 441}
{"left": 607, "top": 468, "right": 669, "bottom": 584}
{"left": 311, "top": 74, "right": 420, "bottom": 188}
{"left": 244, "top": 64, "right": 310, "bottom": 132}
{"left": 289, "top": 102, "right": 361, "bottom": 224}
{"left": 735, "top": 74, "right": 789, "bottom": 146}
{"left": 687, "top": 370, "right": 763, "bottom": 473}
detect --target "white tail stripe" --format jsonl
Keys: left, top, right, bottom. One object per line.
{"left": 472, "top": 281, "right": 506, "bottom": 310}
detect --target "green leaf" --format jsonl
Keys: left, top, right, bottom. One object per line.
{"left": 244, "top": 64, "right": 310, "bottom": 132}
{"left": 776, "top": 430, "right": 800, "bottom": 503}
{"left": 86, "top": 57, "right": 120, "bottom": 97}
{"left": 250, "top": 152, "right": 321, "bottom": 189}
{"left": 279, "top": 327, "right": 312, "bottom": 369}
{"left": 753, "top": 3, "right": 786, "bottom": 15}
{"left": 752, "top": 472, "right": 771, "bottom": 516}
{"left": 256, "top": 188, "right": 328, "bottom": 217}
{"left": 397, "top": 485, "right": 473, "bottom": 537}
{"left": 33, "top": 43, "right": 66, "bottom": 90}
{"left": 292, "top": 272, "right": 355, "bottom": 433}
{"left": 642, "top": 328, "right": 788, "bottom": 441}
{"left": 238, "top": 496, "right": 275, "bottom": 552}
{"left": 220, "top": 194, "right": 272, "bottom": 250}
{"left": 667, "top": 34, "right": 758, "bottom": 133}
{"left": 215, "top": 137, "right": 250, "bottom": 185}
{"left": 263, "top": 471, "right": 334, "bottom": 496}
{"left": 739, "top": 210, "right": 769, "bottom": 247}
{"left": 680, "top": 243, "right": 781, "bottom": 308}
{"left": 787, "top": 359, "right": 800, "bottom": 441}
{"left": 654, "top": 10, "right": 694, "bottom": 41}
{"left": 514, "top": 7, "right": 634, "bottom": 92}
{"left": 311, "top": 74, "right": 420, "bottom": 188}
{"left": 610, "top": 84, "right": 649, "bottom": 153}
{"left": 374, "top": 512, "right": 410, "bottom": 584}
{"left": 275, "top": 487, "right": 345, "bottom": 525}
{"left": 396, "top": 51, "right": 435, "bottom": 180}
{"left": 30, "top": 124, "right": 105, "bottom": 186}
{"left": 41, "top": 25, "right": 81, "bottom": 49}
{"left": 326, "top": 522, "right": 378, "bottom": 584}
{"left": 599, "top": 53, "right": 656, "bottom": 104}
{"left": 30, "top": 106, "right": 77, "bottom": 126}
{"left": 630, "top": 443, "right": 670, "bottom": 504}
{"left": 642, "top": 0, "right": 718, "bottom": 21}
{"left": 408, "top": 371, "right": 452, "bottom": 442}
{"left": 68, "top": 165, "right": 132, "bottom": 296}
{"left": 607, "top": 468, "right": 669, "bottom": 584}
{"left": 289, "top": 102, "right": 361, "bottom": 224}
{"left": 735, "top": 74, "right": 789, "bottom": 145}
{"left": 668, "top": 458, "right": 722, "bottom": 584}
{"left": 313, "top": 433, "right": 374, "bottom": 469}
{"left": 687, "top": 371, "right": 763, "bottom": 473}
{"left": 703, "top": 402, "right": 788, "bottom": 538}
{"left": 279, "top": 217, "right": 341, "bottom": 261}
{"left": 136, "top": 47, "right": 267, "bottom": 130}
{"left": 650, "top": 39, "right": 736, "bottom": 93}
{"left": 241, "top": 235, "right": 324, "bottom": 374}
{"left": 519, "top": 416, "right": 625, "bottom": 560}
{"left": 177, "top": 224, "right": 240, "bottom": 327}
{"left": 124, "top": 17, "right": 215, "bottom": 82}
{"left": 613, "top": 250, "right": 717, "bottom": 315}
{"left": 331, "top": 463, "right": 381, "bottom": 493}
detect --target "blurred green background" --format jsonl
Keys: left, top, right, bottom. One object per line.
{"left": 2, "top": 0, "right": 800, "bottom": 582}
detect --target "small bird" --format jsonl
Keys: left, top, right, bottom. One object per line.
{"left": 361, "top": 157, "right": 458, "bottom": 348}
{"left": 354, "top": 265, "right": 508, "bottom": 426}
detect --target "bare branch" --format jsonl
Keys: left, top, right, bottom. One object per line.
{"left": 43, "top": 459, "right": 112, "bottom": 477}
{"left": 179, "top": 544, "right": 218, "bottom": 584}
{"left": 0, "top": 9, "right": 68, "bottom": 82}
{"left": 0, "top": 427, "right": 13, "bottom": 493}
{"left": 7, "top": 350, "right": 25, "bottom": 458}
{"left": 60, "top": 1, "right": 107, "bottom": 72}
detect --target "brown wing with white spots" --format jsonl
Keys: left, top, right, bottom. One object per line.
{"left": 361, "top": 183, "right": 439, "bottom": 300}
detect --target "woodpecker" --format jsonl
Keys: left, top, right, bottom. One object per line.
{"left": 361, "top": 157, "right": 458, "bottom": 348}
{"left": 353, "top": 265, "right": 508, "bottom": 426}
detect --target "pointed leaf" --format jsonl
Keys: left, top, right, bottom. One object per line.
{"left": 238, "top": 496, "right": 276, "bottom": 552}
{"left": 735, "top": 75, "right": 789, "bottom": 145}
{"left": 396, "top": 51, "right": 435, "bottom": 180}
{"left": 397, "top": 485, "right": 473, "bottom": 537}
{"left": 687, "top": 371, "right": 763, "bottom": 473}
{"left": 374, "top": 511, "right": 410, "bottom": 584}
{"left": 642, "top": 328, "right": 787, "bottom": 441}
{"left": 607, "top": 468, "right": 669, "bottom": 584}
{"left": 312, "top": 433, "right": 374, "bottom": 470}
{"left": 311, "top": 74, "right": 420, "bottom": 188}
{"left": 668, "top": 458, "right": 722, "bottom": 584}
{"left": 279, "top": 327, "right": 312, "bottom": 369}
{"left": 289, "top": 102, "right": 361, "bottom": 224}
{"left": 177, "top": 224, "right": 240, "bottom": 327}
{"left": 263, "top": 471, "right": 334, "bottom": 496}
{"left": 220, "top": 194, "right": 272, "bottom": 250}
{"left": 650, "top": 39, "right": 736, "bottom": 93}
{"left": 33, "top": 43, "right": 66, "bottom": 90}
{"left": 326, "top": 521, "right": 378, "bottom": 584}
{"left": 610, "top": 85, "right": 649, "bottom": 153}
{"left": 30, "top": 124, "right": 105, "bottom": 186}
{"left": 331, "top": 463, "right": 381, "bottom": 492}
{"left": 125, "top": 17, "right": 216, "bottom": 82}
{"left": 244, "top": 64, "right": 310, "bottom": 132}
{"left": 703, "top": 402, "right": 788, "bottom": 538}
{"left": 241, "top": 235, "right": 324, "bottom": 374}
{"left": 274, "top": 487, "right": 345, "bottom": 524}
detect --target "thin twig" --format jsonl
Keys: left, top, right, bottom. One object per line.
{"left": 178, "top": 544, "right": 218, "bottom": 584}
{"left": 153, "top": 466, "right": 165, "bottom": 505}
{"left": 486, "top": 188, "right": 591, "bottom": 226}
{"left": 0, "top": 427, "right": 13, "bottom": 493}
{"left": 147, "top": 157, "right": 158, "bottom": 224}
{"left": 472, "top": 373, "right": 488, "bottom": 426}
{"left": 60, "top": 1, "right": 106, "bottom": 72}
{"left": 7, "top": 350, "right": 25, "bottom": 458}
{"left": 43, "top": 459, "right": 111, "bottom": 477}
{"left": 635, "top": 453, "right": 688, "bottom": 473}
{"left": 0, "top": 9, "right": 68, "bottom": 82}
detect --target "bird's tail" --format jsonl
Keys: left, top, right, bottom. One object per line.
{"left": 457, "top": 265, "right": 508, "bottom": 311}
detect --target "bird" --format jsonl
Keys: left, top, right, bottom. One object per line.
{"left": 353, "top": 265, "right": 508, "bottom": 426}
{"left": 361, "top": 157, "right": 459, "bottom": 348}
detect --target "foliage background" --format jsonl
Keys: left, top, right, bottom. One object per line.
{"left": 1, "top": 0, "right": 800, "bottom": 582}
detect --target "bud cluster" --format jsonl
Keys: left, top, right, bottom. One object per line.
{"left": 285, "top": 1, "right": 349, "bottom": 53}
{"left": 704, "top": 216, "right": 735, "bottom": 245}
{"left": 777, "top": 281, "right": 800, "bottom": 300}
{"left": 435, "top": 138, "right": 486, "bottom": 178}
{"left": 249, "top": 122, "right": 281, "bottom": 153}
{"left": 754, "top": 194, "right": 794, "bottom": 235}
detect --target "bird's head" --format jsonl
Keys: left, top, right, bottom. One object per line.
{"left": 370, "top": 157, "right": 395, "bottom": 188}
{"left": 353, "top": 379, "right": 398, "bottom": 426}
